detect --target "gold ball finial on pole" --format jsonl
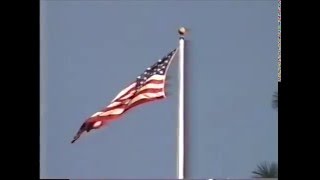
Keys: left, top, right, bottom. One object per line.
{"left": 178, "top": 27, "right": 187, "bottom": 36}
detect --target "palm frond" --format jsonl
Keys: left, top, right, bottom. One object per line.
{"left": 252, "top": 161, "right": 278, "bottom": 178}
{"left": 272, "top": 91, "right": 278, "bottom": 109}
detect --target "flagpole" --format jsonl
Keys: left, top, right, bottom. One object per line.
{"left": 177, "top": 27, "right": 186, "bottom": 179}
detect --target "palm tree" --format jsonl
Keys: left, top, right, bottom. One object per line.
{"left": 272, "top": 91, "right": 278, "bottom": 109}
{"left": 252, "top": 161, "right": 278, "bottom": 178}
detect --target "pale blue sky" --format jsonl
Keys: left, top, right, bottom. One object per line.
{"left": 40, "top": 1, "right": 278, "bottom": 179}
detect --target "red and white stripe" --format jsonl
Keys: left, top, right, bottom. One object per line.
{"left": 89, "top": 74, "right": 168, "bottom": 125}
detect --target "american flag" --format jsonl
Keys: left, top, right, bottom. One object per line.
{"left": 71, "top": 48, "right": 178, "bottom": 143}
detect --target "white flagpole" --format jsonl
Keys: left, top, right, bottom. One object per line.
{"left": 177, "top": 27, "right": 186, "bottom": 179}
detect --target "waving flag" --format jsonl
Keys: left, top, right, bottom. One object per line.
{"left": 71, "top": 48, "right": 178, "bottom": 143}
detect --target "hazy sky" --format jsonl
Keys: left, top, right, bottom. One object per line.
{"left": 40, "top": 1, "right": 278, "bottom": 179}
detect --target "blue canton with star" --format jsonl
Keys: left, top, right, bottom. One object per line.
{"left": 135, "top": 49, "right": 177, "bottom": 89}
